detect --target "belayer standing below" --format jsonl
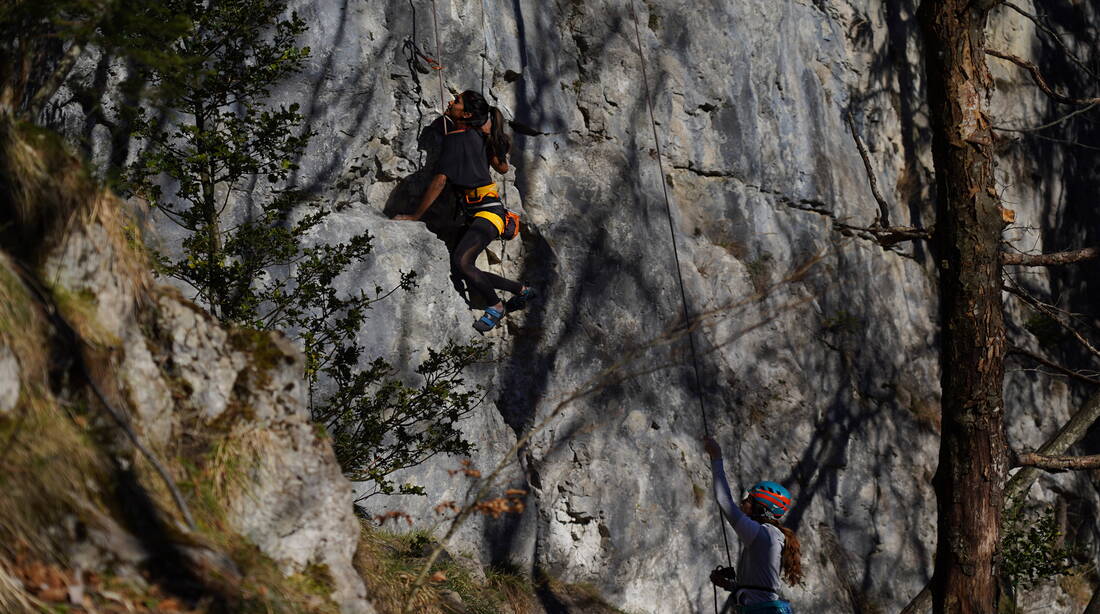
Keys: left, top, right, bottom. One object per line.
{"left": 395, "top": 90, "right": 533, "bottom": 333}
{"left": 703, "top": 436, "right": 802, "bottom": 614}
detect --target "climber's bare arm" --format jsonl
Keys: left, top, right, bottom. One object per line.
{"left": 395, "top": 173, "right": 447, "bottom": 221}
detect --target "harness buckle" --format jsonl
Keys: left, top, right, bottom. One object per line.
{"left": 464, "top": 183, "right": 499, "bottom": 204}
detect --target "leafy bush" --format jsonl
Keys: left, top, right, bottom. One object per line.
{"left": 1000, "top": 503, "right": 1078, "bottom": 591}
{"left": 106, "top": 0, "right": 482, "bottom": 496}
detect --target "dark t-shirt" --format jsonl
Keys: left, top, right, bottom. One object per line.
{"left": 435, "top": 125, "right": 493, "bottom": 190}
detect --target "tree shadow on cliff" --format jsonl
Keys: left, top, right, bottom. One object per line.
{"left": 286, "top": 0, "right": 382, "bottom": 194}
{"left": 1007, "top": 0, "right": 1100, "bottom": 560}
{"left": 1025, "top": 1, "right": 1100, "bottom": 379}
{"left": 487, "top": 3, "right": 678, "bottom": 436}
{"left": 764, "top": 235, "right": 937, "bottom": 610}
{"left": 481, "top": 4, "right": 733, "bottom": 599}
{"left": 850, "top": 0, "right": 932, "bottom": 263}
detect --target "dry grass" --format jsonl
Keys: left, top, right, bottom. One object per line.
{"left": 1058, "top": 569, "right": 1096, "bottom": 608}
{"left": 0, "top": 254, "right": 48, "bottom": 394}
{"left": 0, "top": 391, "right": 112, "bottom": 565}
{"left": 0, "top": 111, "right": 151, "bottom": 311}
{"left": 0, "top": 110, "right": 351, "bottom": 613}
{"left": 355, "top": 528, "right": 453, "bottom": 614}
{"left": 138, "top": 423, "right": 342, "bottom": 614}
{"left": 486, "top": 565, "right": 537, "bottom": 614}
{"left": 0, "top": 113, "right": 94, "bottom": 261}
{"left": 354, "top": 523, "right": 624, "bottom": 614}
{"left": 533, "top": 570, "right": 629, "bottom": 614}
{"left": 0, "top": 562, "right": 37, "bottom": 614}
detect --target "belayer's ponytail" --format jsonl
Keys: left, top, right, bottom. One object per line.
{"left": 762, "top": 517, "right": 803, "bottom": 586}
{"left": 458, "top": 90, "right": 511, "bottom": 164}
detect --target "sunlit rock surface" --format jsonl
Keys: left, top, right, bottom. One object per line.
{"left": 73, "top": 0, "right": 1092, "bottom": 612}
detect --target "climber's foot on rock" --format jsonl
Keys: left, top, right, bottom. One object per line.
{"left": 504, "top": 286, "right": 537, "bottom": 313}
{"left": 473, "top": 305, "right": 505, "bottom": 334}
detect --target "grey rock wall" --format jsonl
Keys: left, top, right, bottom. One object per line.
{"left": 89, "top": 0, "right": 1094, "bottom": 612}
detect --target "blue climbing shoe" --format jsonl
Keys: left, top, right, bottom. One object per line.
{"left": 504, "top": 286, "right": 537, "bottom": 313}
{"left": 473, "top": 306, "right": 505, "bottom": 334}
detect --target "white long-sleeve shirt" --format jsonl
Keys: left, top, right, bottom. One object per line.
{"left": 711, "top": 458, "right": 784, "bottom": 605}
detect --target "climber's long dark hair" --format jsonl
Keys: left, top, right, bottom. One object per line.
{"left": 766, "top": 518, "right": 803, "bottom": 585}
{"left": 459, "top": 90, "right": 511, "bottom": 163}
{"left": 750, "top": 504, "right": 804, "bottom": 586}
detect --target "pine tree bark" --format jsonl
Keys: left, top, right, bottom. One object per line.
{"left": 919, "top": 1, "right": 1008, "bottom": 613}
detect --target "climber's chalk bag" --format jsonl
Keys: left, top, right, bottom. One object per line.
{"left": 501, "top": 210, "right": 520, "bottom": 241}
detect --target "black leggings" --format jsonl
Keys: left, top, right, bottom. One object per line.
{"left": 451, "top": 216, "right": 523, "bottom": 306}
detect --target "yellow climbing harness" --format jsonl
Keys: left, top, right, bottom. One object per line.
{"left": 473, "top": 210, "right": 505, "bottom": 234}
{"left": 466, "top": 183, "right": 504, "bottom": 233}
{"left": 464, "top": 182, "right": 499, "bottom": 204}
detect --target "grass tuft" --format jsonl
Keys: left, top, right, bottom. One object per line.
{"left": 354, "top": 522, "right": 625, "bottom": 614}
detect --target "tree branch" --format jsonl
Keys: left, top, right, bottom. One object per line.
{"left": 999, "top": 2, "right": 1100, "bottom": 82}
{"left": 899, "top": 585, "right": 932, "bottom": 614}
{"left": 835, "top": 222, "right": 932, "bottom": 247}
{"left": 1005, "top": 392, "right": 1100, "bottom": 501}
{"left": 1002, "top": 246, "right": 1099, "bottom": 266}
{"left": 993, "top": 102, "right": 1099, "bottom": 133}
{"left": 986, "top": 49, "right": 1100, "bottom": 106}
{"left": 1002, "top": 131, "right": 1100, "bottom": 151}
{"left": 1008, "top": 345, "right": 1100, "bottom": 387}
{"left": 1004, "top": 280, "right": 1100, "bottom": 362}
{"left": 845, "top": 108, "right": 891, "bottom": 227}
{"left": 1013, "top": 451, "right": 1100, "bottom": 471}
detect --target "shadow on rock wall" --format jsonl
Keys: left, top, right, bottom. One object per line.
{"left": 1021, "top": 0, "right": 1100, "bottom": 560}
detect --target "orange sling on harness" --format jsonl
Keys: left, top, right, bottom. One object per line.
{"left": 471, "top": 209, "right": 519, "bottom": 240}
{"left": 464, "top": 182, "right": 499, "bottom": 204}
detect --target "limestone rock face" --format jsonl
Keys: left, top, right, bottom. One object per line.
{"left": 17, "top": 183, "right": 376, "bottom": 612}
{"left": 243, "top": 0, "right": 1097, "bottom": 612}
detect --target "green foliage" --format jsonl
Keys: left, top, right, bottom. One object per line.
{"left": 0, "top": 0, "right": 190, "bottom": 112}
{"left": 112, "top": 0, "right": 483, "bottom": 499}
{"left": 122, "top": 0, "right": 319, "bottom": 319}
{"left": 318, "top": 342, "right": 488, "bottom": 500}
{"left": 1000, "top": 504, "right": 1078, "bottom": 591}
{"left": 5, "top": 0, "right": 485, "bottom": 503}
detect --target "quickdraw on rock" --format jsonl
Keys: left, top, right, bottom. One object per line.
{"left": 403, "top": 38, "right": 444, "bottom": 74}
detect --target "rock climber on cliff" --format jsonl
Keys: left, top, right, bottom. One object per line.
{"left": 394, "top": 90, "right": 534, "bottom": 333}
{"left": 703, "top": 436, "right": 802, "bottom": 614}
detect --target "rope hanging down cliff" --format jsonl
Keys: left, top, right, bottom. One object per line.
{"left": 625, "top": 0, "right": 735, "bottom": 593}
{"left": 431, "top": 0, "right": 447, "bottom": 115}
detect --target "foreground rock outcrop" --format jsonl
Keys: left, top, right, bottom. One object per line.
{"left": 0, "top": 115, "right": 373, "bottom": 613}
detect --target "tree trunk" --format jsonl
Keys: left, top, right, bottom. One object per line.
{"left": 919, "top": 2, "right": 1008, "bottom": 613}
{"left": 194, "top": 106, "right": 221, "bottom": 318}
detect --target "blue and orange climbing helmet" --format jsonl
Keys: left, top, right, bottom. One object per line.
{"left": 747, "top": 481, "right": 793, "bottom": 520}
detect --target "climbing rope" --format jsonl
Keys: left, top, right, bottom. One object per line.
{"left": 480, "top": 0, "right": 489, "bottom": 93}
{"left": 430, "top": 0, "right": 447, "bottom": 115}
{"left": 625, "top": 0, "right": 735, "bottom": 603}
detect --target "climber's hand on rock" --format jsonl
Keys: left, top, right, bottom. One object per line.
{"left": 393, "top": 214, "right": 420, "bottom": 221}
